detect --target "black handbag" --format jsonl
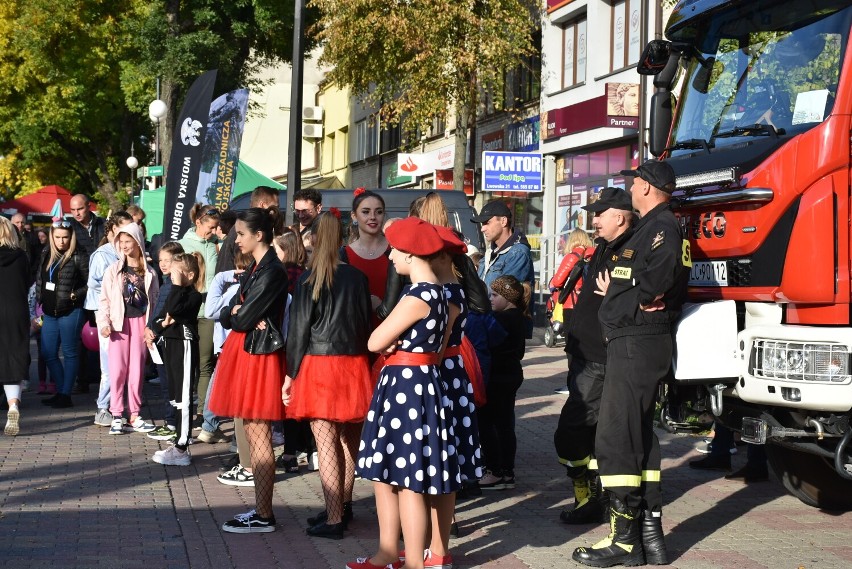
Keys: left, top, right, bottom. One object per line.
{"left": 243, "top": 318, "right": 284, "bottom": 355}
{"left": 557, "top": 260, "right": 586, "bottom": 305}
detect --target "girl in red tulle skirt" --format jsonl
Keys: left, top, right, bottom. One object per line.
{"left": 282, "top": 212, "right": 374, "bottom": 539}
{"left": 207, "top": 207, "right": 289, "bottom": 535}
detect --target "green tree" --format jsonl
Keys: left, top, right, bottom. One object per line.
{"left": 313, "top": 0, "right": 539, "bottom": 191}
{"left": 0, "top": 0, "right": 311, "bottom": 211}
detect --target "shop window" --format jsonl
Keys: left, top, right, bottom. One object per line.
{"left": 353, "top": 119, "right": 367, "bottom": 162}
{"left": 562, "top": 17, "right": 587, "bottom": 89}
{"left": 611, "top": 0, "right": 641, "bottom": 71}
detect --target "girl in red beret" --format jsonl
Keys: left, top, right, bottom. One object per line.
{"left": 348, "top": 217, "right": 460, "bottom": 569}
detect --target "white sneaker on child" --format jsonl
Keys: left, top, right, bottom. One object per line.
{"left": 152, "top": 445, "right": 191, "bottom": 466}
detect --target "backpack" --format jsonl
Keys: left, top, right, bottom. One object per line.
{"left": 557, "top": 252, "right": 588, "bottom": 305}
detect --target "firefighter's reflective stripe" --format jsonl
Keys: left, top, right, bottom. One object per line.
{"left": 641, "top": 470, "right": 661, "bottom": 482}
{"left": 588, "top": 458, "right": 599, "bottom": 470}
{"left": 558, "top": 455, "right": 591, "bottom": 467}
{"left": 600, "top": 474, "right": 642, "bottom": 488}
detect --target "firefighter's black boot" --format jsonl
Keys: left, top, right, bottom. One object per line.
{"left": 560, "top": 472, "right": 604, "bottom": 524}
{"left": 640, "top": 511, "right": 667, "bottom": 565}
{"left": 596, "top": 474, "right": 611, "bottom": 523}
{"left": 572, "top": 495, "right": 646, "bottom": 567}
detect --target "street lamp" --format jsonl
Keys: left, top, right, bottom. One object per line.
{"left": 149, "top": 98, "right": 167, "bottom": 187}
{"left": 126, "top": 153, "right": 139, "bottom": 202}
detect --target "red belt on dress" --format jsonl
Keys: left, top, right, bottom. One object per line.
{"left": 384, "top": 351, "right": 441, "bottom": 366}
{"left": 443, "top": 345, "right": 461, "bottom": 358}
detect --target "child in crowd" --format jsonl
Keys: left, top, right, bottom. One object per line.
{"left": 145, "top": 241, "right": 185, "bottom": 441}
{"left": 149, "top": 252, "right": 204, "bottom": 465}
{"left": 478, "top": 275, "right": 529, "bottom": 490}
{"left": 97, "top": 223, "right": 159, "bottom": 435}
{"left": 207, "top": 252, "right": 257, "bottom": 487}
{"left": 349, "top": 217, "right": 460, "bottom": 569}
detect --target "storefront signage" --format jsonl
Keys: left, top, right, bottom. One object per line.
{"left": 482, "top": 151, "right": 543, "bottom": 193}
{"left": 435, "top": 168, "right": 474, "bottom": 196}
{"left": 481, "top": 130, "right": 504, "bottom": 152}
{"left": 547, "top": 0, "right": 577, "bottom": 12}
{"left": 606, "top": 83, "right": 640, "bottom": 128}
{"left": 506, "top": 116, "right": 540, "bottom": 152}
{"left": 398, "top": 144, "right": 455, "bottom": 177}
{"left": 542, "top": 93, "right": 639, "bottom": 141}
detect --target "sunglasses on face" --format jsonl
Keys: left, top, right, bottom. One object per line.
{"left": 52, "top": 220, "right": 71, "bottom": 228}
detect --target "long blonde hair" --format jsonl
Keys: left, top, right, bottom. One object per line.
{"left": 564, "top": 228, "right": 593, "bottom": 254}
{"left": 306, "top": 213, "right": 341, "bottom": 301}
{"left": 418, "top": 192, "right": 450, "bottom": 227}
{"left": 0, "top": 217, "right": 21, "bottom": 249}
{"left": 46, "top": 223, "right": 78, "bottom": 269}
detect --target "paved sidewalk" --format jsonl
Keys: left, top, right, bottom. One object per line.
{"left": 2, "top": 337, "right": 852, "bottom": 568}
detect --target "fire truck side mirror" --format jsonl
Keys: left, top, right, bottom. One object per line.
{"left": 649, "top": 92, "right": 675, "bottom": 157}
{"left": 638, "top": 40, "right": 671, "bottom": 76}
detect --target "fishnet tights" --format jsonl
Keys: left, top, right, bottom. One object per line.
{"left": 245, "top": 419, "right": 275, "bottom": 518}
{"left": 310, "top": 420, "right": 361, "bottom": 524}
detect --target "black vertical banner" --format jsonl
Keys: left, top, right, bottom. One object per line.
{"left": 162, "top": 69, "right": 218, "bottom": 240}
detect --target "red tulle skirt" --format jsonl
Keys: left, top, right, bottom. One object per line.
{"left": 286, "top": 354, "right": 373, "bottom": 423}
{"left": 208, "top": 330, "right": 287, "bottom": 421}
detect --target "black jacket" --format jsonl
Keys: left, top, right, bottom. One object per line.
{"left": 71, "top": 214, "right": 106, "bottom": 257}
{"left": 565, "top": 229, "right": 634, "bottom": 364}
{"left": 599, "top": 203, "right": 690, "bottom": 342}
{"left": 152, "top": 285, "right": 203, "bottom": 340}
{"left": 377, "top": 252, "right": 490, "bottom": 319}
{"left": 490, "top": 308, "right": 527, "bottom": 384}
{"left": 36, "top": 248, "right": 88, "bottom": 317}
{"left": 221, "top": 248, "right": 288, "bottom": 353}
{"left": 286, "top": 263, "right": 372, "bottom": 378}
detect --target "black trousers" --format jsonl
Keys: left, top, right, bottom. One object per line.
{"left": 596, "top": 334, "right": 670, "bottom": 512}
{"left": 163, "top": 334, "right": 199, "bottom": 449}
{"left": 553, "top": 358, "right": 607, "bottom": 478}
{"left": 477, "top": 376, "right": 523, "bottom": 475}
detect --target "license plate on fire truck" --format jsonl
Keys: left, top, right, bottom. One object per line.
{"left": 689, "top": 261, "right": 728, "bottom": 286}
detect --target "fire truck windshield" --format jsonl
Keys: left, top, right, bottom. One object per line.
{"left": 668, "top": 2, "right": 852, "bottom": 157}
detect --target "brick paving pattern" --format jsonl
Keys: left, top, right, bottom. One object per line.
{"left": 2, "top": 336, "right": 851, "bottom": 568}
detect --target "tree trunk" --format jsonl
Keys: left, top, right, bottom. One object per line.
{"left": 159, "top": 76, "right": 177, "bottom": 185}
{"left": 453, "top": 104, "right": 471, "bottom": 193}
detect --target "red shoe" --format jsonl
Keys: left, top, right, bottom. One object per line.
{"left": 424, "top": 549, "right": 453, "bottom": 569}
{"left": 346, "top": 557, "right": 402, "bottom": 569}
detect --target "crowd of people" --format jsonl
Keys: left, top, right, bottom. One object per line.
{"left": 1, "top": 163, "right": 700, "bottom": 568}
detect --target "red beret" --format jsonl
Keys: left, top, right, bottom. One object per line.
{"left": 385, "top": 217, "right": 444, "bottom": 256}
{"left": 434, "top": 225, "right": 467, "bottom": 255}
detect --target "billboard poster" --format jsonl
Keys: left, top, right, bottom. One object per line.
{"left": 482, "top": 151, "right": 543, "bottom": 192}
{"left": 195, "top": 89, "right": 250, "bottom": 210}
{"left": 556, "top": 185, "right": 587, "bottom": 255}
{"left": 162, "top": 69, "right": 217, "bottom": 240}
{"left": 606, "top": 82, "right": 640, "bottom": 128}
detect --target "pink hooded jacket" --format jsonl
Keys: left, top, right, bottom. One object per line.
{"left": 96, "top": 223, "right": 159, "bottom": 333}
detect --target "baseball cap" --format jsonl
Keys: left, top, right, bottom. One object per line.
{"left": 583, "top": 187, "right": 633, "bottom": 213}
{"left": 620, "top": 159, "right": 677, "bottom": 193}
{"left": 471, "top": 200, "right": 512, "bottom": 223}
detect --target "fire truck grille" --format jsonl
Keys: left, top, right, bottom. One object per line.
{"left": 728, "top": 260, "right": 751, "bottom": 286}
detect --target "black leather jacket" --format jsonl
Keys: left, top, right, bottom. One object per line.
{"left": 377, "top": 253, "right": 489, "bottom": 318}
{"left": 36, "top": 249, "right": 88, "bottom": 317}
{"left": 286, "top": 263, "right": 372, "bottom": 378}
{"left": 220, "top": 248, "right": 288, "bottom": 355}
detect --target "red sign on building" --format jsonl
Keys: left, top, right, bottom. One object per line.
{"left": 435, "top": 169, "right": 474, "bottom": 197}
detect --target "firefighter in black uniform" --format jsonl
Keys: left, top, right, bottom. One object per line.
{"left": 573, "top": 160, "right": 690, "bottom": 568}
{"left": 554, "top": 187, "right": 634, "bottom": 524}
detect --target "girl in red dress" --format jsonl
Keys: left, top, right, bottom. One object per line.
{"left": 208, "top": 207, "right": 288, "bottom": 534}
{"left": 282, "top": 212, "right": 374, "bottom": 539}
{"left": 343, "top": 189, "right": 389, "bottom": 322}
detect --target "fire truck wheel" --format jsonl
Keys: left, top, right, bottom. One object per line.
{"left": 544, "top": 325, "right": 556, "bottom": 348}
{"left": 766, "top": 443, "right": 852, "bottom": 511}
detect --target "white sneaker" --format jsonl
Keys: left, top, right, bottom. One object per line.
{"left": 308, "top": 451, "right": 319, "bottom": 471}
{"left": 108, "top": 417, "right": 125, "bottom": 435}
{"left": 152, "top": 445, "right": 191, "bottom": 466}
{"left": 5, "top": 406, "right": 20, "bottom": 436}
{"left": 126, "top": 417, "right": 156, "bottom": 433}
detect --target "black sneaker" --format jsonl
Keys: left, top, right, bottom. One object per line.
{"left": 222, "top": 510, "right": 276, "bottom": 533}
{"left": 499, "top": 472, "right": 516, "bottom": 490}
{"left": 306, "top": 521, "right": 344, "bottom": 539}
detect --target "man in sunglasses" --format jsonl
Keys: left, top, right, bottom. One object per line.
{"left": 69, "top": 194, "right": 105, "bottom": 257}
{"left": 293, "top": 188, "right": 323, "bottom": 248}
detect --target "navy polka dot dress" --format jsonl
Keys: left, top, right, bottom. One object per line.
{"left": 357, "top": 283, "right": 461, "bottom": 494}
{"left": 442, "top": 283, "right": 483, "bottom": 483}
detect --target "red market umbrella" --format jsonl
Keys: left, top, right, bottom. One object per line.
{"left": 1, "top": 185, "right": 89, "bottom": 216}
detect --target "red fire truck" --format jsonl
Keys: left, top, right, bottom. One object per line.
{"left": 641, "top": 0, "right": 852, "bottom": 509}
